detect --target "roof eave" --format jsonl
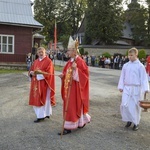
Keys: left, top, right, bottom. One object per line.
{"left": 0, "top": 22, "right": 43, "bottom": 29}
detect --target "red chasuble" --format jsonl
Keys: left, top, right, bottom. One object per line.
{"left": 61, "top": 56, "right": 89, "bottom": 122}
{"left": 29, "top": 56, "right": 55, "bottom": 106}
{"left": 146, "top": 56, "right": 150, "bottom": 75}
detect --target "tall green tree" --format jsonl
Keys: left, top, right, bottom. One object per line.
{"left": 34, "top": 0, "right": 87, "bottom": 43}
{"left": 145, "top": 0, "right": 150, "bottom": 46}
{"left": 125, "top": 1, "right": 148, "bottom": 45}
{"left": 34, "top": 0, "right": 60, "bottom": 42}
{"left": 85, "top": 0, "right": 124, "bottom": 45}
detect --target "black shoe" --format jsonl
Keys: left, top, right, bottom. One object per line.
{"left": 78, "top": 124, "right": 86, "bottom": 129}
{"left": 58, "top": 129, "right": 71, "bottom": 135}
{"left": 125, "top": 122, "right": 132, "bottom": 128}
{"left": 133, "top": 125, "right": 138, "bottom": 131}
{"left": 34, "top": 118, "right": 44, "bottom": 123}
{"left": 45, "top": 116, "right": 50, "bottom": 119}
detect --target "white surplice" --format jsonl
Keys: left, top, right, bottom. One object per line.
{"left": 33, "top": 88, "right": 52, "bottom": 119}
{"left": 118, "top": 59, "right": 149, "bottom": 125}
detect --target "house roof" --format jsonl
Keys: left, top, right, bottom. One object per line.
{"left": 0, "top": 0, "right": 43, "bottom": 28}
{"left": 114, "top": 40, "right": 130, "bottom": 45}
{"left": 76, "top": 18, "right": 133, "bottom": 40}
{"left": 77, "top": 17, "right": 85, "bottom": 34}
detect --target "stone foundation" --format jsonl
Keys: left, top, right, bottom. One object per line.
{"left": 81, "top": 45, "right": 150, "bottom": 56}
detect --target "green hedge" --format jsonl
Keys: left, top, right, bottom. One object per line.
{"left": 102, "top": 52, "right": 111, "bottom": 58}
{"left": 138, "top": 49, "right": 146, "bottom": 59}
{"left": 79, "top": 47, "right": 84, "bottom": 55}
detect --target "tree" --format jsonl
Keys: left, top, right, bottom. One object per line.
{"left": 34, "top": 0, "right": 60, "bottom": 42}
{"left": 60, "top": 35, "right": 70, "bottom": 50}
{"left": 60, "top": 0, "right": 87, "bottom": 35}
{"left": 34, "top": 0, "right": 87, "bottom": 43}
{"left": 145, "top": 0, "right": 150, "bottom": 46}
{"left": 85, "top": 0, "right": 124, "bottom": 45}
{"left": 125, "top": 1, "right": 148, "bottom": 45}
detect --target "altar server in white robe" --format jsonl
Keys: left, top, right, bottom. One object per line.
{"left": 118, "top": 47, "right": 149, "bottom": 131}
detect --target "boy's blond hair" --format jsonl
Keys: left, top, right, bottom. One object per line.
{"left": 128, "top": 47, "right": 138, "bottom": 55}
{"left": 37, "top": 47, "right": 45, "bottom": 51}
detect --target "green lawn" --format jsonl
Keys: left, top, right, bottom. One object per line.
{"left": 0, "top": 69, "right": 25, "bottom": 74}
{"left": 54, "top": 65, "right": 63, "bottom": 71}
{"left": 0, "top": 66, "right": 63, "bottom": 74}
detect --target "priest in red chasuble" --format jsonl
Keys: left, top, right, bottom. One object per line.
{"left": 29, "top": 47, "right": 56, "bottom": 123}
{"left": 58, "top": 37, "right": 91, "bottom": 135}
{"left": 146, "top": 55, "right": 150, "bottom": 81}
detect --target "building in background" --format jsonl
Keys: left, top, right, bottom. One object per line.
{"left": 0, "top": 0, "right": 43, "bottom": 64}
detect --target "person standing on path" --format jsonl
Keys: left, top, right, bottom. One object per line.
{"left": 29, "top": 47, "right": 56, "bottom": 123}
{"left": 118, "top": 47, "right": 149, "bottom": 131}
{"left": 58, "top": 36, "right": 91, "bottom": 135}
{"left": 146, "top": 55, "right": 150, "bottom": 81}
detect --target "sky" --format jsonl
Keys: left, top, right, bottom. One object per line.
{"left": 31, "top": 0, "right": 147, "bottom": 13}
{"left": 122, "top": 0, "right": 147, "bottom": 10}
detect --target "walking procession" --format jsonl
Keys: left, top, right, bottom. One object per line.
{"left": 28, "top": 37, "right": 149, "bottom": 135}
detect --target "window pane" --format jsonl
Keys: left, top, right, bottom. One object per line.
{"left": 8, "top": 37, "right": 12, "bottom": 44}
{"left": 3, "top": 36, "right": 7, "bottom": 44}
{"left": 0, "top": 35, "right": 14, "bottom": 53}
{"left": 2, "top": 45, "right": 7, "bottom": 52}
{"left": 8, "top": 45, "right": 12, "bottom": 52}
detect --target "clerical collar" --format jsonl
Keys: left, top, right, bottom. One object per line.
{"left": 70, "top": 55, "right": 78, "bottom": 62}
{"left": 39, "top": 56, "right": 46, "bottom": 61}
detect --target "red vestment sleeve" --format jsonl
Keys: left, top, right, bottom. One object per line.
{"left": 76, "top": 57, "right": 89, "bottom": 114}
{"left": 146, "top": 56, "right": 150, "bottom": 75}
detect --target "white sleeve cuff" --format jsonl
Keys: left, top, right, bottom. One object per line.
{"left": 36, "top": 74, "right": 45, "bottom": 80}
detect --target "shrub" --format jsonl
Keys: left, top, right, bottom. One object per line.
{"left": 102, "top": 52, "right": 111, "bottom": 58}
{"left": 79, "top": 47, "right": 84, "bottom": 55}
{"left": 84, "top": 51, "right": 89, "bottom": 55}
{"left": 138, "top": 49, "right": 146, "bottom": 59}
{"left": 126, "top": 50, "right": 128, "bottom": 56}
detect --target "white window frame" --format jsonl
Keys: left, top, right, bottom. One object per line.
{"left": 0, "top": 34, "right": 14, "bottom": 54}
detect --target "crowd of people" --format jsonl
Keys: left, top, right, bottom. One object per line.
{"left": 27, "top": 47, "right": 149, "bottom": 73}
{"left": 81, "top": 54, "right": 148, "bottom": 69}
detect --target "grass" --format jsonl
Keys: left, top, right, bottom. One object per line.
{"left": 0, "top": 69, "right": 25, "bottom": 74}
{"left": 0, "top": 65, "right": 63, "bottom": 74}
{"left": 54, "top": 65, "right": 63, "bottom": 71}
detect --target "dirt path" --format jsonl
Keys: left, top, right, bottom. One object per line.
{"left": 0, "top": 67, "right": 150, "bottom": 150}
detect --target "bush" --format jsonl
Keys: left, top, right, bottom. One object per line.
{"left": 126, "top": 50, "right": 128, "bottom": 56}
{"left": 138, "top": 49, "right": 146, "bottom": 59}
{"left": 102, "top": 52, "right": 111, "bottom": 58}
{"left": 84, "top": 51, "right": 89, "bottom": 55}
{"left": 79, "top": 47, "right": 84, "bottom": 55}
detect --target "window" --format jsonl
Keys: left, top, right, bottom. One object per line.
{"left": 0, "top": 35, "right": 14, "bottom": 54}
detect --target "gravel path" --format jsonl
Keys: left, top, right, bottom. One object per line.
{"left": 0, "top": 66, "right": 150, "bottom": 150}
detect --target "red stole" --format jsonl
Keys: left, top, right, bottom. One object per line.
{"left": 146, "top": 56, "right": 150, "bottom": 75}
{"left": 61, "top": 56, "right": 89, "bottom": 122}
{"left": 29, "top": 56, "right": 56, "bottom": 106}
